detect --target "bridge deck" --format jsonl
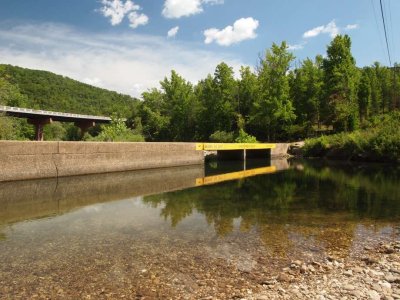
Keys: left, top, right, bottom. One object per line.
{"left": 0, "top": 105, "right": 111, "bottom": 123}
{"left": 196, "top": 143, "right": 276, "bottom": 151}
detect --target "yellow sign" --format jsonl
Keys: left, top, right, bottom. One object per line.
{"left": 196, "top": 143, "right": 204, "bottom": 150}
{"left": 200, "top": 143, "right": 276, "bottom": 151}
{"left": 196, "top": 166, "right": 277, "bottom": 186}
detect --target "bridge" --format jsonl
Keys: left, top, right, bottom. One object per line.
{"left": 0, "top": 105, "right": 111, "bottom": 141}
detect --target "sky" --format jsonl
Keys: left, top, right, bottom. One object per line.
{"left": 0, "top": 0, "right": 399, "bottom": 97}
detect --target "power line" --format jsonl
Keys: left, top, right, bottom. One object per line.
{"left": 387, "top": 0, "right": 396, "bottom": 62}
{"left": 370, "top": 0, "right": 387, "bottom": 62}
{"left": 379, "top": 0, "right": 392, "bottom": 66}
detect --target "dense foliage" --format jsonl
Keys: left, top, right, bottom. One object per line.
{"left": 0, "top": 64, "right": 142, "bottom": 141}
{"left": 90, "top": 117, "right": 144, "bottom": 142}
{"left": 303, "top": 112, "right": 400, "bottom": 162}
{"left": 0, "top": 34, "right": 399, "bottom": 147}
{"left": 136, "top": 36, "right": 399, "bottom": 143}
{"left": 0, "top": 64, "right": 139, "bottom": 117}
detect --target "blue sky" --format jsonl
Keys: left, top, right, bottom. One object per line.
{"left": 0, "top": 0, "right": 399, "bottom": 97}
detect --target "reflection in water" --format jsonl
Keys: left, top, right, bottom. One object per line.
{"left": 0, "top": 165, "right": 205, "bottom": 225}
{"left": 144, "top": 160, "right": 400, "bottom": 258}
{"left": 0, "top": 159, "right": 399, "bottom": 298}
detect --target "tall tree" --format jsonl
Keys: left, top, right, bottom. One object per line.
{"left": 238, "top": 66, "right": 258, "bottom": 131}
{"left": 322, "top": 35, "right": 359, "bottom": 132}
{"left": 160, "top": 70, "right": 196, "bottom": 141}
{"left": 357, "top": 69, "right": 372, "bottom": 122}
{"left": 252, "top": 42, "right": 296, "bottom": 140}
{"left": 290, "top": 56, "right": 324, "bottom": 135}
{"left": 196, "top": 62, "right": 238, "bottom": 140}
{"left": 140, "top": 88, "right": 170, "bottom": 141}
{"left": 365, "top": 63, "right": 383, "bottom": 116}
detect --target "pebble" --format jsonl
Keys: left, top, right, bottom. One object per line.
{"left": 372, "top": 283, "right": 382, "bottom": 292}
{"left": 368, "top": 290, "right": 380, "bottom": 300}
{"left": 349, "top": 290, "right": 363, "bottom": 298}
{"left": 386, "top": 275, "right": 397, "bottom": 283}
{"left": 353, "top": 267, "right": 363, "bottom": 273}
{"left": 343, "top": 270, "right": 353, "bottom": 276}
{"left": 343, "top": 284, "right": 355, "bottom": 291}
{"left": 380, "top": 281, "right": 392, "bottom": 291}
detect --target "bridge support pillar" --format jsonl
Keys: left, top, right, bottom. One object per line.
{"left": 217, "top": 150, "right": 245, "bottom": 160}
{"left": 28, "top": 118, "right": 53, "bottom": 141}
{"left": 75, "top": 120, "right": 96, "bottom": 138}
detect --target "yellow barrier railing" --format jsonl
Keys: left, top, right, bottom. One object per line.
{"left": 196, "top": 166, "right": 277, "bottom": 186}
{"left": 196, "top": 143, "right": 276, "bottom": 151}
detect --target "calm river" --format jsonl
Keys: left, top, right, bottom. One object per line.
{"left": 0, "top": 159, "right": 399, "bottom": 298}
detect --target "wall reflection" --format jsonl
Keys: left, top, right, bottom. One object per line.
{"left": 0, "top": 165, "right": 205, "bottom": 225}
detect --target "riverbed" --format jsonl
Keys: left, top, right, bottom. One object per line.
{"left": 0, "top": 159, "right": 399, "bottom": 299}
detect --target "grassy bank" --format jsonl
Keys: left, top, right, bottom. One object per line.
{"left": 303, "top": 112, "right": 400, "bottom": 163}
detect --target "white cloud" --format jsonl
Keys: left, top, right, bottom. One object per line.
{"left": 0, "top": 23, "right": 244, "bottom": 97}
{"left": 287, "top": 42, "right": 306, "bottom": 51}
{"left": 204, "top": 17, "right": 259, "bottom": 46}
{"left": 303, "top": 20, "right": 339, "bottom": 39}
{"left": 100, "top": 0, "right": 148, "bottom": 29}
{"left": 167, "top": 26, "right": 179, "bottom": 38}
{"left": 345, "top": 24, "right": 359, "bottom": 30}
{"left": 162, "top": 0, "right": 224, "bottom": 19}
{"left": 128, "top": 11, "right": 149, "bottom": 28}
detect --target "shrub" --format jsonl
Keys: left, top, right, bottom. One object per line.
{"left": 303, "top": 112, "right": 400, "bottom": 162}
{"left": 209, "top": 130, "right": 235, "bottom": 143}
{"left": 90, "top": 117, "right": 145, "bottom": 142}
{"left": 235, "top": 129, "right": 258, "bottom": 143}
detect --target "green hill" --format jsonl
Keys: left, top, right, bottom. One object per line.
{"left": 0, "top": 64, "right": 139, "bottom": 117}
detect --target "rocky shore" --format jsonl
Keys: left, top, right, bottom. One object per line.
{"left": 251, "top": 241, "right": 400, "bottom": 300}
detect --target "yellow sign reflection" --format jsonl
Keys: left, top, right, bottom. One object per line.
{"left": 196, "top": 166, "right": 277, "bottom": 186}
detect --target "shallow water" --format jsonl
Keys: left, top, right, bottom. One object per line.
{"left": 0, "top": 159, "right": 399, "bottom": 298}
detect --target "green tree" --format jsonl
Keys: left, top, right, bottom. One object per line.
{"left": 357, "top": 69, "right": 371, "bottom": 122}
{"left": 365, "top": 63, "right": 383, "bottom": 116}
{"left": 290, "top": 56, "right": 324, "bottom": 135}
{"left": 322, "top": 35, "right": 359, "bottom": 132}
{"left": 194, "top": 75, "right": 215, "bottom": 140}
{"left": 92, "top": 117, "right": 144, "bottom": 142}
{"left": 0, "top": 77, "right": 28, "bottom": 107}
{"left": 196, "top": 62, "right": 238, "bottom": 140}
{"left": 140, "top": 88, "right": 170, "bottom": 141}
{"left": 238, "top": 66, "right": 258, "bottom": 122}
{"left": 212, "top": 62, "right": 238, "bottom": 133}
{"left": 160, "top": 70, "right": 196, "bottom": 141}
{"left": 252, "top": 42, "right": 296, "bottom": 140}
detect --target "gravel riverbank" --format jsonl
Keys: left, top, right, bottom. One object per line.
{"left": 251, "top": 241, "right": 400, "bottom": 300}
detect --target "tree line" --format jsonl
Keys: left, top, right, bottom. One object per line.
{"left": 138, "top": 34, "right": 399, "bottom": 142}
{"left": 1, "top": 34, "right": 399, "bottom": 142}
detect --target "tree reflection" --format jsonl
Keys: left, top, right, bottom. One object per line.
{"left": 143, "top": 161, "right": 400, "bottom": 255}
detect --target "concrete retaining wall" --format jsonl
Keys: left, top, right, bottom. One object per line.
{"left": 271, "top": 143, "right": 290, "bottom": 158}
{"left": 0, "top": 141, "right": 204, "bottom": 182}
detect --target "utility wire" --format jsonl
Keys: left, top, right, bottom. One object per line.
{"left": 387, "top": 0, "right": 396, "bottom": 62}
{"left": 370, "top": 0, "right": 387, "bottom": 62}
{"left": 379, "top": 0, "right": 392, "bottom": 66}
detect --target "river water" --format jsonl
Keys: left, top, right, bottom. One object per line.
{"left": 0, "top": 159, "right": 399, "bottom": 299}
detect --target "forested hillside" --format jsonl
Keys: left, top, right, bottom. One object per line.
{"left": 0, "top": 64, "right": 139, "bottom": 117}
